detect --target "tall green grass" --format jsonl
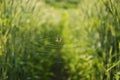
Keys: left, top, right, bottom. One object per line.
{"left": 95, "top": 0, "right": 120, "bottom": 79}
{"left": 0, "top": 0, "right": 120, "bottom": 80}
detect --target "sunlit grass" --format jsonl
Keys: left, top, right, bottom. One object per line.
{"left": 0, "top": 0, "right": 120, "bottom": 80}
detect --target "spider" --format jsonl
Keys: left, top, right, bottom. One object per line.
{"left": 56, "top": 36, "right": 62, "bottom": 42}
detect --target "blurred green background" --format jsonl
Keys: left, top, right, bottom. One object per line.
{"left": 0, "top": 0, "right": 120, "bottom": 80}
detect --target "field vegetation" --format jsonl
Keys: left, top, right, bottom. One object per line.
{"left": 0, "top": 0, "right": 120, "bottom": 80}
